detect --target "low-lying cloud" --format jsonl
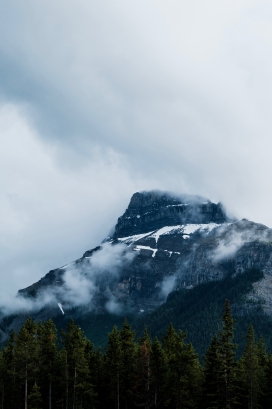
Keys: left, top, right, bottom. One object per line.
{"left": 160, "top": 274, "right": 177, "bottom": 300}
{"left": 211, "top": 221, "right": 272, "bottom": 262}
{"left": 0, "top": 243, "right": 136, "bottom": 317}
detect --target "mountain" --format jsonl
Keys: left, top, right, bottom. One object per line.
{"left": 17, "top": 191, "right": 233, "bottom": 314}
{"left": 2, "top": 190, "right": 272, "bottom": 354}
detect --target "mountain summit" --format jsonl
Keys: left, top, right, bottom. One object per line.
{"left": 2, "top": 190, "right": 272, "bottom": 350}
{"left": 113, "top": 191, "right": 229, "bottom": 238}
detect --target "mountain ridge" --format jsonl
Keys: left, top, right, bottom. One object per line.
{"left": 2, "top": 190, "right": 272, "bottom": 351}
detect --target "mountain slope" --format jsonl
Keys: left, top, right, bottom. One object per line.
{"left": 2, "top": 190, "right": 272, "bottom": 352}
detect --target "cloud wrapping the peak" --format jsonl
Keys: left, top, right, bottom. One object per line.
{"left": 0, "top": 242, "right": 136, "bottom": 316}
{"left": 0, "top": 1, "right": 272, "bottom": 299}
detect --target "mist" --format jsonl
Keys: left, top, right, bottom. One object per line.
{"left": 0, "top": 243, "right": 136, "bottom": 317}
{"left": 211, "top": 221, "right": 272, "bottom": 262}
{"left": 1, "top": 1, "right": 272, "bottom": 300}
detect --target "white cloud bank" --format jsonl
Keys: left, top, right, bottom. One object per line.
{"left": 0, "top": 242, "right": 135, "bottom": 316}
{"left": 1, "top": 1, "right": 272, "bottom": 299}
{"left": 0, "top": 105, "right": 152, "bottom": 298}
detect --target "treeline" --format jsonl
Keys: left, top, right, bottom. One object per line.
{"left": 1, "top": 301, "right": 272, "bottom": 409}
{"left": 135, "top": 267, "right": 272, "bottom": 357}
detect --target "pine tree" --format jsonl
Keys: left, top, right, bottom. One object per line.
{"left": 0, "top": 349, "right": 3, "bottom": 409}
{"left": 150, "top": 337, "right": 167, "bottom": 408}
{"left": 80, "top": 339, "right": 97, "bottom": 409}
{"left": 120, "top": 318, "right": 136, "bottom": 409}
{"left": 28, "top": 383, "right": 42, "bottom": 409}
{"left": 163, "top": 324, "right": 202, "bottom": 409}
{"left": 238, "top": 324, "right": 261, "bottom": 409}
{"left": 105, "top": 326, "right": 122, "bottom": 409}
{"left": 14, "top": 318, "right": 39, "bottom": 409}
{"left": 134, "top": 328, "right": 153, "bottom": 409}
{"left": 37, "top": 320, "right": 58, "bottom": 409}
{"left": 1, "top": 331, "right": 18, "bottom": 409}
{"left": 217, "top": 300, "right": 237, "bottom": 409}
{"left": 203, "top": 335, "right": 222, "bottom": 409}
{"left": 261, "top": 352, "right": 272, "bottom": 409}
{"left": 61, "top": 320, "right": 90, "bottom": 409}
{"left": 256, "top": 335, "right": 268, "bottom": 406}
{"left": 93, "top": 347, "right": 106, "bottom": 409}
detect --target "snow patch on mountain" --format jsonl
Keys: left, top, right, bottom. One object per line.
{"left": 117, "top": 223, "right": 229, "bottom": 245}
{"left": 118, "top": 231, "right": 155, "bottom": 245}
{"left": 58, "top": 303, "right": 65, "bottom": 314}
{"left": 134, "top": 245, "right": 158, "bottom": 257}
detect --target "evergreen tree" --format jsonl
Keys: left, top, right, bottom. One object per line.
{"left": 80, "top": 339, "right": 97, "bottom": 409}
{"left": 37, "top": 320, "right": 58, "bottom": 409}
{"left": 105, "top": 326, "right": 122, "bottom": 409}
{"left": 61, "top": 320, "right": 90, "bottom": 409}
{"left": 237, "top": 324, "right": 261, "bottom": 409}
{"left": 1, "top": 331, "right": 18, "bottom": 409}
{"left": 150, "top": 337, "right": 168, "bottom": 408}
{"left": 217, "top": 300, "right": 237, "bottom": 409}
{"left": 203, "top": 335, "right": 222, "bottom": 409}
{"left": 120, "top": 318, "right": 136, "bottom": 409}
{"left": 14, "top": 318, "right": 39, "bottom": 409}
{"left": 262, "top": 352, "right": 272, "bottom": 409}
{"left": 256, "top": 335, "right": 268, "bottom": 406}
{"left": 93, "top": 347, "right": 106, "bottom": 409}
{"left": 28, "top": 383, "right": 42, "bottom": 409}
{"left": 0, "top": 349, "right": 3, "bottom": 409}
{"left": 163, "top": 324, "right": 202, "bottom": 409}
{"left": 134, "top": 328, "right": 153, "bottom": 409}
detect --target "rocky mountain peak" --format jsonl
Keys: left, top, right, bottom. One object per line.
{"left": 113, "top": 190, "right": 230, "bottom": 238}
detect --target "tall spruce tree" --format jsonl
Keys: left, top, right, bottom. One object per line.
{"left": 14, "top": 318, "right": 39, "bottom": 409}
{"left": 238, "top": 325, "right": 261, "bottom": 409}
{"left": 217, "top": 300, "right": 237, "bottom": 409}
{"left": 37, "top": 320, "right": 58, "bottom": 409}
{"left": 150, "top": 337, "right": 168, "bottom": 408}
{"left": 105, "top": 326, "right": 123, "bottom": 409}
{"left": 262, "top": 352, "right": 272, "bottom": 409}
{"left": 61, "top": 320, "right": 90, "bottom": 409}
{"left": 1, "top": 331, "right": 18, "bottom": 409}
{"left": 120, "top": 319, "right": 136, "bottom": 409}
{"left": 28, "top": 383, "right": 42, "bottom": 409}
{"left": 134, "top": 328, "right": 153, "bottom": 409}
{"left": 203, "top": 335, "right": 222, "bottom": 409}
{"left": 163, "top": 324, "right": 202, "bottom": 409}
{"left": 0, "top": 349, "right": 3, "bottom": 409}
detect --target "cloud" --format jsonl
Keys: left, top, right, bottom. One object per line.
{"left": 1, "top": 0, "right": 272, "bottom": 300}
{"left": 0, "top": 1, "right": 271, "bottom": 222}
{"left": 160, "top": 275, "right": 177, "bottom": 300}
{"left": 211, "top": 221, "right": 272, "bottom": 262}
{"left": 0, "top": 104, "right": 151, "bottom": 299}
{"left": 0, "top": 242, "right": 136, "bottom": 316}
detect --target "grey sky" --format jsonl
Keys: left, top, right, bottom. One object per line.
{"left": 1, "top": 0, "right": 272, "bottom": 295}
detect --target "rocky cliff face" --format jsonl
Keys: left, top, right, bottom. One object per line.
{"left": 4, "top": 190, "right": 272, "bottom": 338}
{"left": 113, "top": 191, "right": 229, "bottom": 238}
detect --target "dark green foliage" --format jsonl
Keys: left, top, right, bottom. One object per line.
{"left": 163, "top": 324, "right": 202, "bottom": 409}
{"left": 203, "top": 335, "right": 222, "bottom": 409}
{"left": 135, "top": 268, "right": 272, "bottom": 358}
{"left": 0, "top": 304, "right": 272, "bottom": 409}
{"left": 238, "top": 325, "right": 260, "bottom": 408}
{"left": 28, "top": 383, "right": 42, "bottom": 409}
{"left": 216, "top": 300, "right": 237, "bottom": 409}
{"left": 105, "top": 326, "right": 122, "bottom": 408}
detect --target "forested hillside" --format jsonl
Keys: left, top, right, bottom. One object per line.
{"left": 1, "top": 301, "right": 272, "bottom": 409}
{"left": 136, "top": 268, "right": 272, "bottom": 357}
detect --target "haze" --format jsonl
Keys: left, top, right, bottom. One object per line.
{"left": 0, "top": 0, "right": 272, "bottom": 296}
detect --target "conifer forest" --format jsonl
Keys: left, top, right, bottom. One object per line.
{"left": 0, "top": 300, "right": 272, "bottom": 409}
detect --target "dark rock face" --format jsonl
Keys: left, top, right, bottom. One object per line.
{"left": 113, "top": 191, "right": 230, "bottom": 238}
{"left": 5, "top": 191, "right": 272, "bottom": 336}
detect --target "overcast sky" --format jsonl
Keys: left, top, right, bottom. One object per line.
{"left": 1, "top": 0, "right": 272, "bottom": 296}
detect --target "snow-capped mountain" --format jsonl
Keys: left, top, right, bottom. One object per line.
{"left": 2, "top": 190, "right": 272, "bottom": 344}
